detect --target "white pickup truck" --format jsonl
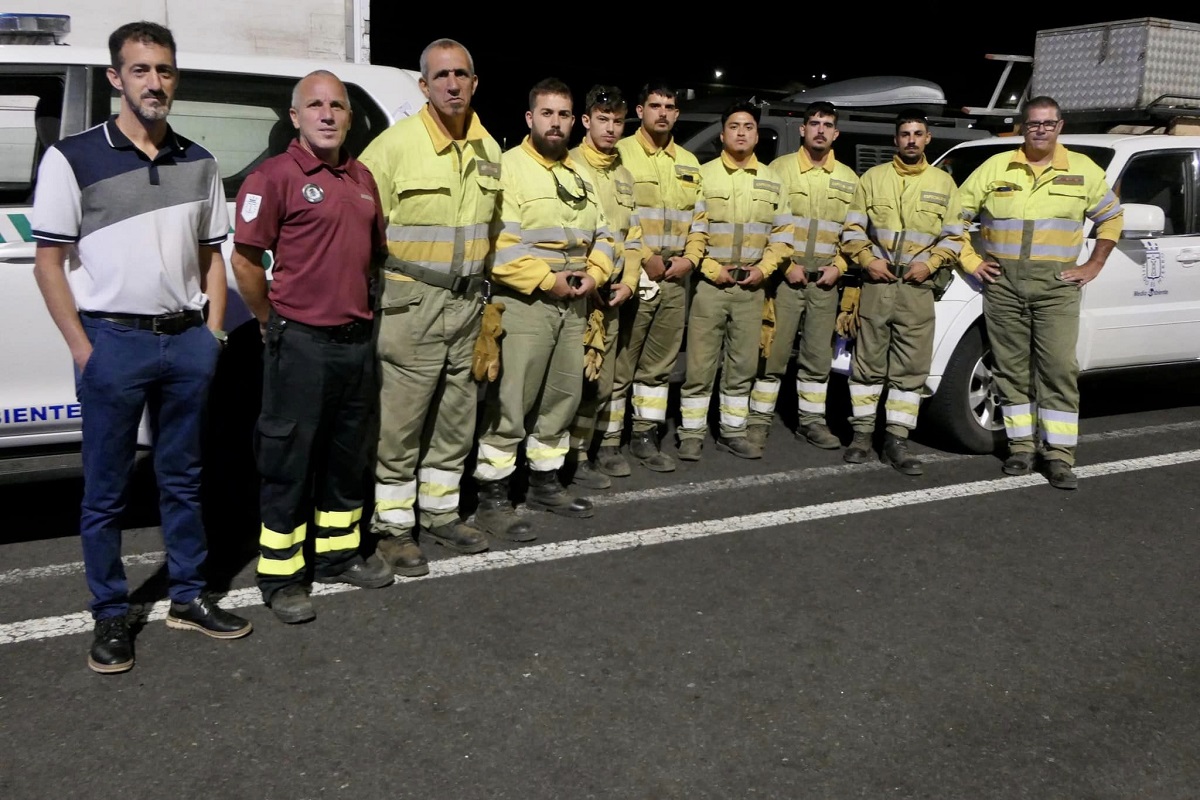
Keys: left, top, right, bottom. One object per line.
{"left": 884, "top": 133, "right": 1200, "bottom": 452}
{"left": 0, "top": 30, "right": 424, "bottom": 481}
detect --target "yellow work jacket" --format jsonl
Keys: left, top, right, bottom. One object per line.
{"left": 358, "top": 104, "right": 502, "bottom": 286}
{"left": 490, "top": 137, "right": 615, "bottom": 295}
{"left": 957, "top": 143, "right": 1123, "bottom": 271}
{"left": 769, "top": 148, "right": 858, "bottom": 273}
{"left": 615, "top": 127, "right": 706, "bottom": 269}
{"left": 570, "top": 139, "right": 643, "bottom": 293}
{"left": 842, "top": 156, "right": 965, "bottom": 272}
{"left": 694, "top": 151, "right": 792, "bottom": 282}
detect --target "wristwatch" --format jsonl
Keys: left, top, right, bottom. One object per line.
{"left": 212, "top": 329, "right": 229, "bottom": 345}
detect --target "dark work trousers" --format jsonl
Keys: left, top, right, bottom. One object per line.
{"left": 77, "top": 315, "right": 221, "bottom": 621}
{"left": 254, "top": 313, "right": 375, "bottom": 603}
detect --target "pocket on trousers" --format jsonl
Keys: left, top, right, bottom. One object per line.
{"left": 254, "top": 414, "right": 297, "bottom": 480}
{"left": 379, "top": 277, "right": 425, "bottom": 313}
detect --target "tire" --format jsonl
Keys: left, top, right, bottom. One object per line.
{"left": 922, "top": 325, "right": 1005, "bottom": 454}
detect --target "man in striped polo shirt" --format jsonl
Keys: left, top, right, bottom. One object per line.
{"left": 32, "top": 21, "right": 251, "bottom": 674}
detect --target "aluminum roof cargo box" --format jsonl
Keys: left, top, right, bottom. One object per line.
{"left": 1033, "top": 18, "right": 1200, "bottom": 113}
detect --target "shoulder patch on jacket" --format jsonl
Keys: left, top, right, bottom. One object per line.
{"left": 476, "top": 160, "right": 501, "bottom": 178}
{"left": 1053, "top": 174, "right": 1085, "bottom": 186}
{"left": 920, "top": 191, "right": 949, "bottom": 205}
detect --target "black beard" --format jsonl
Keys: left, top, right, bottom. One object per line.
{"left": 531, "top": 130, "right": 568, "bottom": 161}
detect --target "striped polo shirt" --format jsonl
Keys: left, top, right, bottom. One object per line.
{"left": 31, "top": 116, "right": 229, "bottom": 315}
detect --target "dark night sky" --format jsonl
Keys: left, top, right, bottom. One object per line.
{"left": 367, "top": 11, "right": 1200, "bottom": 149}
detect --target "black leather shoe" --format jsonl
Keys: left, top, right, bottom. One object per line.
{"left": 166, "top": 595, "right": 252, "bottom": 639}
{"left": 88, "top": 615, "right": 134, "bottom": 674}
{"left": 376, "top": 531, "right": 430, "bottom": 577}
{"left": 268, "top": 584, "right": 316, "bottom": 625}
{"left": 1002, "top": 451, "right": 1036, "bottom": 476}
{"left": 423, "top": 520, "right": 490, "bottom": 554}
{"left": 1043, "top": 460, "right": 1079, "bottom": 490}
{"left": 316, "top": 554, "right": 395, "bottom": 589}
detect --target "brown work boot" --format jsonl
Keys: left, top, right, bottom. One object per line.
{"left": 677, "top": 437, "right": 703, "bottom": 461}
{"left": 745, "top": 425, "right": 770, "bottom": 449}
{"left": 881, "top": 433, "right": 923, "bottom": 476}
{"left": 376, "top": 530, "right": 430, "bottom": 577}
{"left": 629, "top": 428, "right": 675, "bottom": 473}
{"left": 423, "top": 520, "right": 489, "bottom": 554}
{"left": 474, "top": 478, "right": 536, "bottom": 542}
{"left": 525, "top": 469, "right": 593, "bottom": 518}
{"left": 797, "top": 422, "right": 841, "bottom": 450}
{"left": 594, "top": 445, "right": 631, "bottom": 478}
{"left": 716, "top": 436, "right": 763, "bottom": 460}
{"left": 570, "top": 459, "right": 612, "bottom": 490}
{"left": 843, "top": 431, "right": 874, "bottom": 464}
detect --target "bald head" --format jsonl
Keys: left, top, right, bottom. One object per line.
{"left": 292, "top": 69, "right": 347, "bottom": 110}
{"left": 289, "top": 69, "right": 351, "bottom": 166}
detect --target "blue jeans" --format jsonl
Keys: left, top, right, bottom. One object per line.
{"left": 77, "top": 316, "right": 221, "bottom": 620}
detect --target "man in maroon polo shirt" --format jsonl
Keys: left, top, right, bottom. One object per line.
{"left": 231, "top": 69, "right": 394, "bottom": 624}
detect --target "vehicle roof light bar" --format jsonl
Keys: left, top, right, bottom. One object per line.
{"left": 0, "top": 13, "right": 70, "bottom": 45}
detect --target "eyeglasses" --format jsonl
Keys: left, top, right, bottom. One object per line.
{"left": 554, "top": 169, "right": 587, "bottom": 205}
{"left": 1023, "top": 119, "right": 1061, "bottom": 131}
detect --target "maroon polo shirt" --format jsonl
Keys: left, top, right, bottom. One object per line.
{"left": 235, "top": 140, "right": 385, "bottom": 326}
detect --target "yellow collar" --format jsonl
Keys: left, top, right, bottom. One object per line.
{"left": 419, "top": 104, "right": 493, "bottom": 154}
{"left": 798, "top": 148, "right": 838, "bottom": 173}
{"left": 891, "top": 154, "right": 928, "bottom": 175}
{"left": 1011, "top": 142, "right": 1072, "bottom": 171}
{"left": 635, "top": 125, "right": 676, "bottom": 157}
{"left": 720, "top": 150, "right": 760, "bottom": 171}
{"left": 520, "top": 136, "right": 576, "bottom": 170}
{"left": 578, "top": 136, "right": 618, "bottom": 170}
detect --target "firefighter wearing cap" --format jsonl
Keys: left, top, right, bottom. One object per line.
{"left": 676, "top": 100, "right": 791, "bottom": 461}
{"left": 472, "top": 78, "right": 614, "bottom": 542}
{"left": 957, "top": 95, "right": 1122, "bottom": 490}
{"left": 749, "top": 101, "right": 859, "bottom": 452}
{"left": 602, "top": 81, "right": 706, "bottom": 475}
{"left": 566, "top": 85, "right": 643, "bottom": 490}
{"left": 839, "top": 110, "right": 965, "bottom": 476}
{"left": 357, "top": 39, "right": 502, "bottom": 573}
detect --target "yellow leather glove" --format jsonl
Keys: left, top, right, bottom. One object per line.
{"left": 583, "top": 307, "right": 607, "bottom": 381}
{"left": 471, "top": 301, "right": 505, "bottom": 382}
{"left": 760, "top": 296, "right": 776, "bottom": 358}
{"left": 835, "top": 286, "right": 861, "bottom": 339}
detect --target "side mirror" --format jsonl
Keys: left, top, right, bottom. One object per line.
{"left": 1120, "top": 202, "right": 1166, "bottom": 238}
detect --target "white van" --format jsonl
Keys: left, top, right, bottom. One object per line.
{"left": 0, "top": 37, "right": 425, "bottom": 479}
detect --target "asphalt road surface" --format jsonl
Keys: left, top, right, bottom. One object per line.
{"left": 2, "top": 366, "right": 1198, "bottom": 799}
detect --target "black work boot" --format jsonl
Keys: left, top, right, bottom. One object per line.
{"left": 570, "top": 459, "right": 612, "bottom": 490}
{"left": 594, "top": 445, "right": 631, "bottom": 478}
{"left": 525, "top": 469, "right": 593, "bottom": 517}
{"left": 843, "top": 431, "right": 874, "bottom": 464}
{"left": 423, "top": 519, "right": 490, "bottom": 554}
{"left": 628, "top": 428, "right": 675, "bottom": 473}
{"left": 797, "top": 422, "right": 841, "bottom": 450}
{"left": 881, "top": 433, "right": 923, "bottom": 476}
{"left": 1042, "top": 459, "right": 1079, "bottom": 490}
{"left": 474, "top": 478, "right": 536, "bottom": 542}
{"left": 376, "top": 530, "right": 430, "bottom": 576}
{"left": 88, "top": 615, "right": 134, "bottom": 674}
{"left": 267, "top": 584, "right": 316, "bottom": 625}
{"left": 716, "top": 436, "right": 763, "bottom": 460}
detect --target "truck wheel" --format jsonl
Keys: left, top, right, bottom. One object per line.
{"left": 923, "top": 325, "right": 1005, "bottom": 454}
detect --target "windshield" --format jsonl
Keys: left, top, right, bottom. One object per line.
{"left": 935, "top": 142, "right": 1116, "bottom": 185}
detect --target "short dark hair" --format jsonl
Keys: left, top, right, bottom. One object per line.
{"left": 585, "top": 85, "right": 626, "bottom": 116}
{"left": 894, "top": 109, "right": 929, "bottom": 134}
{"left": 529, "top": 77, "right": 573, "bottom": 112}
{"left": 721, "top": 99, "right": 760, "bottom": 127}
{"left": 108, "top": 21, "right": 176, "bottom": 69}
{"left": 638, "top": 81, "right": 677, "bottom": 107}
{"left": 1021, "top": 95, "right": 1062, "bottom": 121}
{"left": 804, "top": 101, "right": 838, "bottom": 125}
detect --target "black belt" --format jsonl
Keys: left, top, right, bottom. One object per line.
{"left": 81, "top": 309, "right": 204, "bottom": 335}
{"left": 278, "top": 316, "right": 372, "bottom": 344}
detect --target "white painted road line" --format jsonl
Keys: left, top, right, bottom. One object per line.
{"left": 3, "top": 448, "right": 1197, "bottom": 648}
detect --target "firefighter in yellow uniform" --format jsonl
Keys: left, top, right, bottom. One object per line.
{"left": 358, "top": 39, "right": 502, "bottom": 572}
{"left": 957, "top": 96, "right": 1122, "bottom": 490}
{"left": 602, "top": 81, "right": 706, "bottom": 475}
{"left": 677, "top": 101, "right": 792, "bottom": 461}
{"left": 840, "top": 111, "right": 966, "bottom": 476}
{"left": 472, "top": 78, "right": 614, "bottom": 542}
{"left": 567, "top": 85, "right": 642, "bottom": 489}
{"left": 750, "top": 101, "right": 858, "bottom": 451}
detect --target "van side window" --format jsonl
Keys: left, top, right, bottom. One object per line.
{"left": 1115, "top": 151, "right": 1196, "bottom": 236}
{"left": 0, "top": 75, "right": 65, "bottom": 206}
{"left": 89, "top": 68, "right": 390, "bottom": 197}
